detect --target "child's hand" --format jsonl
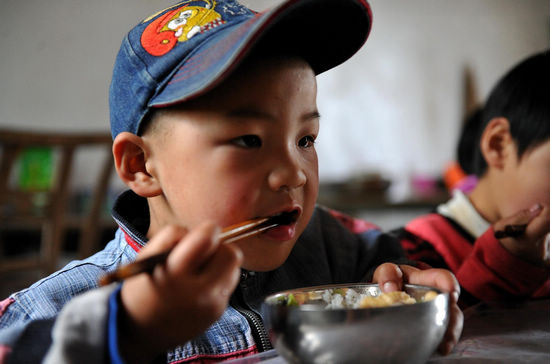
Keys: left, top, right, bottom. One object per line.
{"left": 372, "top": 263, "right": 463, "bottom": 355}
{"left": 119, "top": 222, "right": 243, "bottom": 363}
{"left": 493, "top": 203, "right": 550, "bottom": 267}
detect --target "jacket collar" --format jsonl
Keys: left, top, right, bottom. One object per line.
{"left": 111, "top": 190, "right": 150, "bottom": 251}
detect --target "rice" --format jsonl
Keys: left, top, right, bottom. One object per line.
{"left": 320, "top": 288, "right": 427, "bottom": 309}
{"left": 322, "top": 288, "right": 370, "bottom": 309}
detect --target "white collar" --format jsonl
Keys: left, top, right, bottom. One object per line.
{"left": 436, "top": 189, "right": 490, "bottom": 238}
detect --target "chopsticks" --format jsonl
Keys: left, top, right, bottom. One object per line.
{"left": 494, "top": 224, "right": 527, "bottom": 239}
{"left": 98, "top": 212, "right": 296, "bottom": 286}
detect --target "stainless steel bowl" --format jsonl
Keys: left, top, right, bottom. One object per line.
{"left": 262, "top": 283, "right": 449, "bottom": 364}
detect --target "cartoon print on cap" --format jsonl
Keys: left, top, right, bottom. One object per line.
{"left": 141, "top": 0, "right": 225, "bottom": 57}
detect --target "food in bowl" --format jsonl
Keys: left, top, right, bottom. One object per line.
{"left": 281, "top": 286, "right": 438, "bottom": 309}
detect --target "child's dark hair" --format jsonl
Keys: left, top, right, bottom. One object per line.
{"left": 472, "top": 50, "right": 550, "bottom": 176}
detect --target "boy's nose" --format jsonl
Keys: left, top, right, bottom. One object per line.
{"left": 268, "top": 151, "right": 307, "bottom": 191}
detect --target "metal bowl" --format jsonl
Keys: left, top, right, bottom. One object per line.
{"left": 262, "top": 283, "right": 449, "bottom": 364}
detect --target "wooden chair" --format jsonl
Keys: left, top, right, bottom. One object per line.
{"left": 0, "top": 129, "right": 115, "bottom": 276}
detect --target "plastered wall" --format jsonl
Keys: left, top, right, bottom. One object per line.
{"left": 1, "top": 0, "right": 549, "bottom": 198}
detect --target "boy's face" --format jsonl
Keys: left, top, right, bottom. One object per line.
{"left": 497, "top": 139, "right": 550, "bottom": 219}
{"left": 142, "top": 56, "right": 319, "bottom": 271}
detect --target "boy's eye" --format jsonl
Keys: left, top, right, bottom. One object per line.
{"left": 299, "top": 135, "right": 316, "bottom": 148}
{"left": 232, "top": 135, "right": 262, "bottom": 148}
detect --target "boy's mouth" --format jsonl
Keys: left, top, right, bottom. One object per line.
{"left": 268, "top": 210, "right": 300, "bottom": 226}
{"left": 263, "top": 209, "right": 300, "bottom": 241}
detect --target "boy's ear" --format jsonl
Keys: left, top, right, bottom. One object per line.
{"left": 480, "top": 117, "right": 514, "bottom": 170}
{"left": 112, "top": 132, "right": 161, "bottom": 197}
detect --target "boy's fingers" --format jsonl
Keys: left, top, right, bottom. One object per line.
{"left": 374, "top": 263, "right": 464, "bottom": 355}
{"left": 372, "top": 263, "right": 404, "bottom": 292}
{"left": 398, "top": 266, "right": 463, "bottom": 356}
{"left": 167, "top": 222, "right": 221, "bottom": 274}
{"left": 495, "top": 205, "right": 550, "bottom": 265}
{"left": 401, "top": 266, "right": 460, "bottom": 298}
{"left": 437, "top": 302, "right": 464, "bottom": 355}
{"left": 138, "top": 224, "right": 188, "bottom": 259}
{"left": 201, "top": 244, "right": 243, "bottom": 295}
{"left": 523, "top": 205, "right": 550, "bottom": 241}
{"left": 493, "top": 203, "right": 542, "bottom": 235}
{"left": 373, "top": 264, "right": 460, "bottom": 299}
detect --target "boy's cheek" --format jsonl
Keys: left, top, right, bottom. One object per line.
{"left": 500, "top": 175, "right": 550, "bottom": 216}
{"left": 215, "top": 182, "right": 262, "bottom": 224}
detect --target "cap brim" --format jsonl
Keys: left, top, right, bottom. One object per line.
{"left": 149, "top": 0, "right": 372, "bottom": 108}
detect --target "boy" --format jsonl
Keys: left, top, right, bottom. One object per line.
{"left": 395, "top": 50, "right": 550, "bottom": 306}
{"left": 0, "top": 0, "right": 462, "bottom": 362}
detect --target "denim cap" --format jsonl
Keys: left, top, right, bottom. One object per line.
{"left": 109, "top": 0, "right": 372, "bottom": 138}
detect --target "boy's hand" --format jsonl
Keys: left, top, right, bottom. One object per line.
{"left": 493, "top": 203, "right": 550, "bottom": 267}
{"left": 372, "top": 263, "right": 463, "bottom": 355}
{"left": 119, "top": 223, "right": 243, "bottom": 363}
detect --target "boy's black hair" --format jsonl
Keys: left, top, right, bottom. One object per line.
{"left": 472, "top": 50, "right": 550, "bottom": 176}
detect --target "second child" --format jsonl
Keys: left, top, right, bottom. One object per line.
{"left": 395, "top": 50, "right": 550, "bottom": 306}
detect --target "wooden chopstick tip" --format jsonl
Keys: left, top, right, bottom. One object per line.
{"left": 494, "top": 224, "right": 527, "bottom": 239}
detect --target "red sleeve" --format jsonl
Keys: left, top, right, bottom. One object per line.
{"left": 398, "top": 227, "right": 448, "bottom": 270}
{"left": 397, "top": 213, "right": 471, "bottom": 272}
{"left": 397, "top": 214, "right": 550, "bottom": 305}
{"left": 457, "top": 228, "right": 550, "bottom": 301}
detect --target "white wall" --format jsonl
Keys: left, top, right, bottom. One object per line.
{"left": 315, "top": 0, "right": 550, "bottom": 202}
{"left": 0, "top": 0, "right": 175, "bottom": 133}
{"left": 1, "top": 0, "right": 550, "bottom": 196}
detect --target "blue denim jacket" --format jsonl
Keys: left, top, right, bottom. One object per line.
{"left": 0, "top": 229, "right": 136, "bottom": 328}
{"left": 0, "top": 190, "right": 407, "bottom": 363}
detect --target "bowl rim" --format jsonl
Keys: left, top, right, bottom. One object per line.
{"left": 263, "top": 282, "right": 447, "bottom": 311}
